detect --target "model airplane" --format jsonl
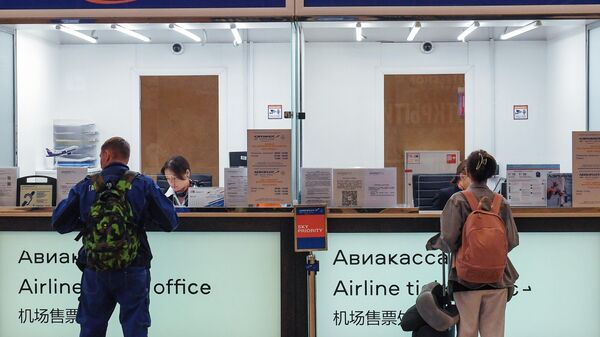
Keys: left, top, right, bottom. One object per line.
{"left": 45, "top": 146, "right": 79, "bottom": 157}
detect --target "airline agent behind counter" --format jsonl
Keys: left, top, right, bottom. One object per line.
{"left": 161, "top": 155, "right": 203, "bottom": 207}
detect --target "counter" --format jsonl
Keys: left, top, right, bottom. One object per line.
{"left": 2, "top": 207, "right": 599, "bottom": 232}
{"left": 0, "top": 208, "right": 599, "bottom": 337}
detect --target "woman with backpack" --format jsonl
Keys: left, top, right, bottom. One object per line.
{"left": 440, "top": 150, "right": 519, "bottom": 337}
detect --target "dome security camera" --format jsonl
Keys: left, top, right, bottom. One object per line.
{"left": 420, "top": 41, "right": 434, "bottom": 54}
{"left": 171, "top": 43, "right": 184, "bottom": 55}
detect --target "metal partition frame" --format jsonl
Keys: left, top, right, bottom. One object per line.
{"left": 0, "top": 27, "right": 15, "bottom": 166}
{"left": 587, "top": 20, "right": 600, "bottom": 131}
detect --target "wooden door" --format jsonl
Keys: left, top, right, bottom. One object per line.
{"left": 384, "top": 74, "right": 465, "bottom": 204}
{"left": 141, "top": 75, "right": 219, "bottom": 185}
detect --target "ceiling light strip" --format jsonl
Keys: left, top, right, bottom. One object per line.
{"left": 500, "top": 21, "right": 542, "bottom": 40}
{"left": 55, "top": 25, "right": 97, "bottom": 44}
{"left": 457, "top": 21, "right": 480, "bottom": 42}
{"left": 169, "top": 24, "right": 202, "bottom": 42}
{"left": 111, "top": 24, "right": 151, "bottom": 42}
{"left": 230, "top": 24, "right": 242, "bottom": 46}
{"left": 407, "top": 22, "right": 421, "bottom": 42}
{"left": 355, "top": 22, "right": 365, "bottom": 42}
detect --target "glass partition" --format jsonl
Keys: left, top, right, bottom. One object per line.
{"left": 0, "top": 29, "right": 13, "bottom": 167}
{"left": 299, "top": 19, "right": 596, "bottom": 207}
{"left": 5, "top": 18, "right": 600, "bottom": 208}
{"left": 11, "top": 22, "right": 293, "bottom": 193}
{"left": 590, "top": 22, "right": 600, "bottom": 131}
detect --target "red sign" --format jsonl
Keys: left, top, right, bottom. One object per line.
{"left": 294, "top": 206, "right": 328, "bottom": 252}
{"left": 447, "top": 154, "right": 457, "bottom": 164}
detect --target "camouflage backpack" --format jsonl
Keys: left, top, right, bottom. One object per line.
{"left": 81, "top": 171, "right": 140, "bottom": 271}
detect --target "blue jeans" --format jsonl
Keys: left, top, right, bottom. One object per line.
{"left": 77, "top": 267, "right": 151, "bottom": 337}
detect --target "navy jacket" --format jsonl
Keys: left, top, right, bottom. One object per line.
{"left": 431, "top": 184, "right": 461, "bottom": 211}
{"left": 51, "top": 163, "right": 179, "bottom": 269}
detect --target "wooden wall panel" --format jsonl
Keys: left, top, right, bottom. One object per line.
{"left": 384, "top": 74, "right": 465, "bottom": 204}
{"left": 141, "top": 75, "right": 219, "bottom": 185}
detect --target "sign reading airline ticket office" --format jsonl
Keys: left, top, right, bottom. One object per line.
{"left": 294, "top": 205, "right": 328, "bottom": 252}
{"left": 0, "top": 232, "right": 281, "bottom": 337}
{"left": 314, "top": 232, "right": 600, "bottom": 337}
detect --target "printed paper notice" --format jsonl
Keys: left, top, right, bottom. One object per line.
{"left": 188, "top": 187, "right": 225, "bottom": 208}
{"left": 364, "top": 168, "right": 397, "bottom": 208}
{"left": 247, "top": 129, "right": 292, "bottom": 205}
{"left": 225, "top": 168, "right": 248, "bottom": 207}
{"left": 301, "top": 168, "right": 332, "bottom": 206}
{"left": 333, "top": 169, "right": 365, "bottom": 207}
{"left": 19, "top": 185, "right": 53, "bottom": 207}
{"left": 57, "top": 167, "right": 87, "bottom": 202}
{"left": 506, "top": 164, "right": 560, "bottom": 207}
{"left": 547, "top": 173, "right": 572, "bottom": 208}
{"left": 0, "top": 168, "right": 18, "bottom": 206}
{"left": 572, "top": 131, "right": 600, "bottom": 207}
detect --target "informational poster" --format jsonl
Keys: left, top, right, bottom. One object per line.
{"left": 301, "top": 168, "right": 333, "bottom": 206}
{"left": 0, "top": 232, "right": 280, "bottom": 337}
{"left": 572, "top": 131, "right": 600, "bottom": 207}
{"left": 247, "top": 129, "right": 292, "bottom": 205}
{"left": 506, "top": 164, "right": 560, "bottom": 207}
{"left": 333, "top": 169, "right": 365, "bottom": 207}
{"left": 364, "top": 168, "right": 397, "bottom": 208}
{"left": 18, "top": 185, "right": 53, "bottom": 207}
{"left": 547, "top": 173, "right": 573, "bottom": 208}
{"left": 314, "top": 232, "right": 600, "bottom": 337}
{"left": 188, "top": 187, "right": 225, "bottom": 207}
{"left": 333, "top": 169, "right": 397, "bottom": 208}
{"left": 0, "top": 168, "right": 18, "bottom": 206}
{"left": 57, "top": 168, "right": 87, "bottom": 203}
{"left": 294, "top": 206, "right": 328, "bottom": 252}
{"left": 224, "top": 168, "right": 248, "bottom": 207}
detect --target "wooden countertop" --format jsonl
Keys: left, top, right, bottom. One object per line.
{"left": 2, "top": 207, "right": 600, "bottom": 218}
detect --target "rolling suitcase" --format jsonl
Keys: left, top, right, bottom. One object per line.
{"left": 402, "top": 232, "right": 460, "bottom": 336}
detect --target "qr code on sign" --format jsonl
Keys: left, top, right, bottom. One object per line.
{"left": 342, "top": 191, "right": 358, "bottom": 207}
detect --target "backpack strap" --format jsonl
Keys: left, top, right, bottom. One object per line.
{"left": 121, "top": 171, "right": 139, "bottom": 184}
{"left": 490, "top": 193, "right": 503, "bottom": 215}
{"left": 90, "top": 173, "right": 105, "bottom": 192}
{"left": 461, "top": 190, "right": 480, "bottom": 212}
{"left": 111, "top": 170, "right": 139, "bottom": 192}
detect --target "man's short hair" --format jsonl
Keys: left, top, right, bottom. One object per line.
{"left": 451, "top": 160, "right": 466, "bottom": 184}
{"left": 101, "top": 137, "right": 130, "bottom": 160}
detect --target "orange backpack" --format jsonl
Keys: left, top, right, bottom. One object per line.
{"left": 455, "top": 191, "right": 508, "bottom": 284}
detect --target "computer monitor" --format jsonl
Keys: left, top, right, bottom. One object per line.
{"left": 156, "top": 175, "right": 170, "bottom": 194}
{"left": 229, "top": 151, "right": 247, "bottom": 167}
{"left": 412, "top": 173, "right": 454, "bottom": 210}
{"left": 191, "top": 174, "right": 212, "bottom": 187}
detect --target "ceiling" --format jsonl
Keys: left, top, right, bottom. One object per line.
{"left": 2, "top": 19, "right": 596, "bottom": 45}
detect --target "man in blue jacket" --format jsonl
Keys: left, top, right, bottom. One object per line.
{"left": 52, "top": 137, "right": 178, "bottom": 337}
